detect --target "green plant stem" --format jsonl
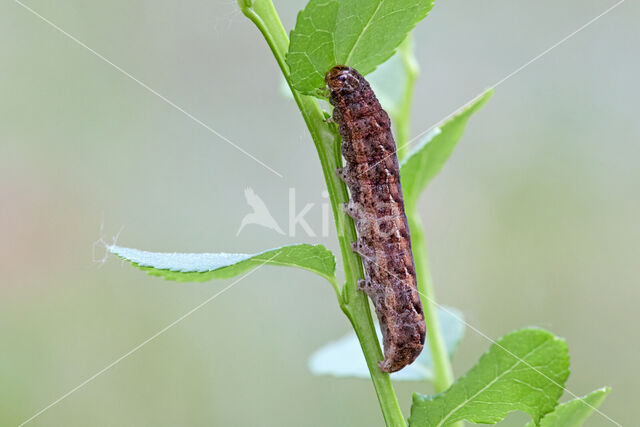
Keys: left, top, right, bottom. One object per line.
{"left": 393, "top": 36, "right": 456, "bottom": 400}
{"left": 408, "top": 213, "right": 454, "bottom": 393}
{"left": 395, "top": 36, "right": 419, "bottom": 161}
{"left": 239, "top": 1, "right": 405, "bottom": 425}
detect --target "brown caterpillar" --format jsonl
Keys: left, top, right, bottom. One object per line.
{"left": 325, "top": 66, "right": 426, "bottom": 373}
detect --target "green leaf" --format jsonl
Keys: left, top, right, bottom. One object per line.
{"left": 409, "top": 328, "right": 570, "bottom": 426}
{"left": 279, "top": 47, "right": 408, "bottom": 109}
{"left": 525, "top": 387, "right": 611, "bottom": 427}
{"left": 282, "top": 40, "right": 410, "bottom": 114}
{"left": 286, "top": 0, "right": 433, "bottom": 94}
{"left": 109, "top": 244, "right": 336, "bottom": 284}
{"left": 400, "top": 90, "right": 493, "bottom": 210}
{"left": 309, "top": 306, "right": 465, "bottom": 381}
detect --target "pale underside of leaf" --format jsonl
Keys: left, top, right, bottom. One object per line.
{"left": 409, "top": 328, "right": 570, "bottom": 427}
{"left": 308, "top": 306, "right": 465, "bottom": 381}
{"left": 109, "top": 244, "right": 336, "bottom": 284}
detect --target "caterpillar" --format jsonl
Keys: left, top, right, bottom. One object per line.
{"left": 325, "top": 65, "right": 426, "bottom": 373}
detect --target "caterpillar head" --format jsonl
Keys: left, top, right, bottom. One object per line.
{"left": 325, "top": 65, "right": 361, "bottom": 94}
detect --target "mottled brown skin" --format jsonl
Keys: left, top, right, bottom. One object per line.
{"left": 325, "top": 65, "right": 426, "bottom": 373}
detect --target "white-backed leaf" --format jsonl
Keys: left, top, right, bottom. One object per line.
{"left": 109, "top": 244, "right": 336, "bottom": 284}
{"left": 308, "top": 306, "right": 464, "bottom": 381}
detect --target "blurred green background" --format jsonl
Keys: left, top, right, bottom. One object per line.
{"left": 1, "top": 0, "right": 638, "bottom": 425}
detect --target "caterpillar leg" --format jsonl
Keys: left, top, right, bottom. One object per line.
{"left": 341, "top": 200, "right": 360, "bottom": 219}
{"left": 336, "top": 167, "right": 349, "bottom": 183}
{"left": 351, "top": 239, "right": 373, "bottom": 259}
